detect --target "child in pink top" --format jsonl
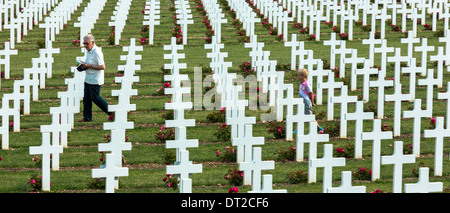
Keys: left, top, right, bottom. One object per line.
{"left": 297, "top": 68, "right": 323, "bottom": 133}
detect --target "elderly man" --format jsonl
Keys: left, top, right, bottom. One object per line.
{"left": 78, "top": 34, "right": 113, "bottom": 122}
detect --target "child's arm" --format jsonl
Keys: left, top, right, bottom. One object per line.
{"left": 309, "top": 92, "right": 315, "bottom": 106}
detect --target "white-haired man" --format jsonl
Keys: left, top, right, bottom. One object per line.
{"left": 78, "top": 34, "right": 113, "bottom": 122}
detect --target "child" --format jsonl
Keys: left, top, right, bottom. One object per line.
{"left": 297, "top": 68, "right": 323, "bottom": 133}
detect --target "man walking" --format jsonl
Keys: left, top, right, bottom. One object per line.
{"left": 78, "top": 34, "right": 113, "bottom": 122}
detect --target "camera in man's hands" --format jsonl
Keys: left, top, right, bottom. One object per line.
{"left": 77, "top": 64, "right": 87, "bottom": 72}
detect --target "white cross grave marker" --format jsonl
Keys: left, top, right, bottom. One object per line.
{"left": 29, "top": 132, "right": 63, "bottom": 192}
{"left": 403, "top": 99, "right": 432, "bottom": 157}
{"left": 327, "top": 171, "right": 366, "bottom": 193}
{"left": 381, "top": 141, "right": 416, "bottom": 193}
{"left": 404, "top": 167, "right": 443, "bottom": 193}
{"left": 345, "top": 101, "right": 374, "bottom": 159}
{"left": 298, "top": 121, "right": 329, "bottom": 183}
{"left": 0, "top": 42, "right": 18, "bottom": 79}
{"left": 423, "top": 117, "right": 450, "bottom": 177}
{"left": 310, "top": 144, "right": 346, "bottom": 193}
{"left": 361, "top": 119, "right": 393, "bottom": 181}
{"left": 239, "top": 147, "right": 275, "bottom": 192}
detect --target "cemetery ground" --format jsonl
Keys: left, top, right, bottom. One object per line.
{"left": 0, "top": 0, "right": 449, "bottom": 194}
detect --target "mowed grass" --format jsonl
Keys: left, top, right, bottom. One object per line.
{"left": 0, "top": 0, "right": 449, "bottom": 193}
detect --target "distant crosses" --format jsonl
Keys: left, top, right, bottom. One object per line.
{"left": 381, "top": 141, "right": 415, "bottom": 193}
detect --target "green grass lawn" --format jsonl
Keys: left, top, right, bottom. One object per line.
{"left": 0, "top": 0, "right": 449, "bottom": 194}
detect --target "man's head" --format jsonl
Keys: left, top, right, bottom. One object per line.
{"left": 83, "top": 34, "right": 95, "bottom": 51}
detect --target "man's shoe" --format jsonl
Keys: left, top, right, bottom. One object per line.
{"left": 78, "top": 118, "right": 90, "bottom": 122}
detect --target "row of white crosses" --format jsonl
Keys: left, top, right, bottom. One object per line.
{"left": 202, "top": 34, "right": 285, "bottom": 193}
{"left": 108, "top": 0, "right": 132, "bottom": 45}
{"left": 280, "top": 32, "right": 449, "bottom": 192}
{"left": 0, "top": 38, "right": 62, "bottom": 151}
{"left": 92, "top": 38, "right": 142, "bottom": 193}
{"left": 2, "top": 0, "right": 58, "bottom": 49}
{"left": 143, "top": 0, "right": 160, "bottom": 45}
{"left": 226, "top": 0, "right": 260, "bottom": 41}
{"left": 27, "top": 44, "right": 87, "bottom": 192}
{"left": 174, "top": 0, "right": 194, "bottom": 45}
{"left": 163, "top": 37, "right": 202, "bottom": 193}
{"left": 252, "top": 0, "right": 294, "bottom": 41}
{"left": 202, "top": 0, "right": 227, "bottom": 43}
{"left": 74, "top": 0, "right": 107, "bottom": 46}
{"left": 39, "top": 0, "right": 83, "bottom": 48}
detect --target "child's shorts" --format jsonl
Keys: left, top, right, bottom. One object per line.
{"left": 305, "top": 106, "right": 312, "bottom": 115}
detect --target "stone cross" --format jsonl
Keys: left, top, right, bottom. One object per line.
{"left": 331, "top": 85, "right": 357, "bottom": 138}
{"left": 298, "top": 121, "right": 329, "bottom": 183}
{"left": 232, "top": 124, "right": 264, "bottom": 185}
{"left": 362, "top": 32, "right": 382, "bottom": 67}
{"left": 248, "top": 174, "right": 287, "bottom": 193}
{"left": 415, "top": 38, "right": 435, "bottom": 77}
{"left": 369, "top": 70, "right": 393, "bottom": 119}
{"left": 418, "top": 69, "right": 439, "bottom": 112}
{"left": 437, "top": 82, "right": 450, "bottom": 129}
{"left": 387, "top": 48, "right": 410, "bottom": 85}
{"left": 398, "top": 1, "right": 412, "bottom": 32}
{"left": 288, "top": 100, "right": 315, "bottom": 161}
{"left": 423, "top": 117, "right": 450, "bottom": 177}
{"left": 326, "top": 171, "right": 366, "bottom": 193}
{"left": 430, "top": 47, "right": 445, "bottom": 88}
{"left": 375, "top": 7, "right": 391, "bottom": 39}
{"left": 388, "top": 0, "right": 402, "bottom": 25}
{"left": 239, "top": 147, "right": 275, "bottom": 192}
{"left": 323, "top": 33, "right": 340, "bottom": 69}
{"left": 310, "top": 144, "right": 346, "bottom": 193}
{"left": 29, "top": 132, "right": 63, "bottom": 192}
{"left": 354, "top": 60, "right": 378, "bottom": 103}
{"left": 381, "top": 141, "right": 416, "bottom": 193}
{"left": 361, "top": 119, "right": 393, "bottom": 181}
{"left": 284, "top": 34, "right": 299, "bottom": 71}
{"left": 318, "top": 70, "right": 343, "bottom": 120}
{"left": 440, "top": 5, "right": 450, "bottom": 36}
{"left": 0, "top": 42, "right": 18, "bottom": 79}
{"left": 373, "top": 39, "right": 394, "bottom": 77}
{"left": 344, "top": 8, "right": 358, "bottom": 40}
{"left": 334, "top": 40, "right": 352, "bottom": 78}
{"left": 404, "top": 167, "right": 443, "bottom": 193}
{"left": 401, "top": 31, "right": 420, "bottom": 66}
{"left": 40, "top": 111, "right": 71, "bottom": 171}
{"left": 345, "top": 101, "right": 374, "bottom": 159}
{"left": 385, "top": 83, "right": 411, "bottom": 136}
{"left": 92, "top": 153, "right": 128, "bottom": 193}
{"left": 368, "top": 3, "right": 381, "bottom": 33}
{"left": 401, "top": 58, "right": 422, "bottom": 101}
{"left": 428, "top": 1, "right": 440, "bottom": 32}
{"left": 311, "top": 9, "right": 326, "bottom": 41}
{"left": 343, "top": 49, "right": 364, "bottom": 91}
{"left": 166, "top": 150, "right": 202, "bottom": 193}
{"left": 403, "top": 99, "right": 432, "bottom": 157}
{"left": 0, "top": 97, "right": 19, "bottom": 149}
{"left": 409, "top": 8, "right": 421, "bottom": 37}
